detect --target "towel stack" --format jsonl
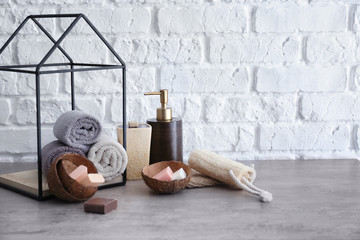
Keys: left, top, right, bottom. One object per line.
{"left": 42, "top": 110, "right": 127, "bottom": 181}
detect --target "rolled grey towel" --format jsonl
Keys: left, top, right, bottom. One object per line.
{"left": 87, "top": 135, "right": 128, "bottom": 181}
{"left": 41, "top": 140, "right": 86, "bottom": 176}
{"left": 53, "top": 110, "right": 102, "bottom": 153}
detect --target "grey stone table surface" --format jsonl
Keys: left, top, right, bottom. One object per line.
{"left": 0, "top": 160, "right": 359, "bottom": 240}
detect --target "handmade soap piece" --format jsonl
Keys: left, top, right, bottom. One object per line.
{"left": 69, "top": 165, "right": 88, "bottom": 182}
{"left": 152, "top": 166, "right": 173, "bottom": 181}
{"left": 80, "top": 174, "right": 105, "bottom": 187}
{"left": 172, "top": 168, "right": 186, "bottom": 181}
{"left": 84, "top": 198, "right": 117, "bottom": 214}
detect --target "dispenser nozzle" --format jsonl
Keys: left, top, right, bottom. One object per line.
{"left": 144, "top": 89, "right": 172, "bottom": 121}
{"left": 144, "top": 89, "right": 168, "bottom": 108}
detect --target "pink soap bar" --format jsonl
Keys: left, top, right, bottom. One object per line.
{"left": 80, "top": 174, "right": 105, "bottom": 187}
{"left": 69, "top": 165, "right": 88, "bottom": 183}
{"left": 152, "top": 166, "right": 174, "bottom": 181}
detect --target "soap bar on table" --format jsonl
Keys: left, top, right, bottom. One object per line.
{"left": 80, "top": 174, "right": 105, "bottom": 187}
{"left": 84, "top": 198, "right": 117, "bottom": 214}
{"left": 152, "top": 166, "right": 173, "bottom": 181}
{"left": 69, "top": 165, "right": 88, "bottom": 182}
{"left": 171, "top": 168, "right": 186, "bottom": 180}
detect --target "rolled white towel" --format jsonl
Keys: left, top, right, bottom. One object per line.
{"left": 87, "top": 135, "right": 128, "bottom": 181}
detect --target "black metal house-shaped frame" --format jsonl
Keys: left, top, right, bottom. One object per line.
{"left": 0, "top": 14, "right": 127, "bottom": 200}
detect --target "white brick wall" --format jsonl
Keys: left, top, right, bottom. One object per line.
{"left": 255, "top": 5, "right": 347, "bottom": 33}
{"left": 0, "top": 0, "right": 359, "bottom": 163}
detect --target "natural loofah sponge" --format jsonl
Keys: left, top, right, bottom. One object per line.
{"left": 188, "top": 149, "right": 272, "bottom": 203}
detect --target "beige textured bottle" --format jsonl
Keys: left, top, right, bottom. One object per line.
{"left": 117, "top": 122, "right": 152, "bottom": 180}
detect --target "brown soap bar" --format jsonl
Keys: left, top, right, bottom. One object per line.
{"left": 84, "top": 198, "right": 117, "bottom": 214}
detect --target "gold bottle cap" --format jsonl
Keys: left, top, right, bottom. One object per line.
{"left": 144, "top": 89, "right": 172, "bottom": 121}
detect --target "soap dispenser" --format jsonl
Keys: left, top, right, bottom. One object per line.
{"left": 144, "top": 89, "right": 183, "bottom": 164}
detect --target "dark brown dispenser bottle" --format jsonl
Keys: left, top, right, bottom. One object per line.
{"left": 144, "top": 89, "right": 183, "bottom": 164}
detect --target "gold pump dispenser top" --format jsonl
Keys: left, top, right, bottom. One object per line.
{"left": 144, "top": 89, "right": 172, "bottom": 121}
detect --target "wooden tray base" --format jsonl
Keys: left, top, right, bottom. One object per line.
{"left": 0, "top": 169, "right": 51, "bottom": 197}
{"left": 0, "top": 170, "right": 124, "bottom": 198}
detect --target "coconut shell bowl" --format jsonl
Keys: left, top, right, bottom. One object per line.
{"left": 47, "top": 153, "right": 98, "bottom": 202}
{"left": 141, "top": 161, "right": 192, "bottom": 194}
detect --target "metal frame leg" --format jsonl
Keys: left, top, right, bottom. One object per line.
{"left": 71, "top": 64, "right": 75, "bottom": 110}
{"left": 35, "top": 73, "right": 43, "bottom": 199}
